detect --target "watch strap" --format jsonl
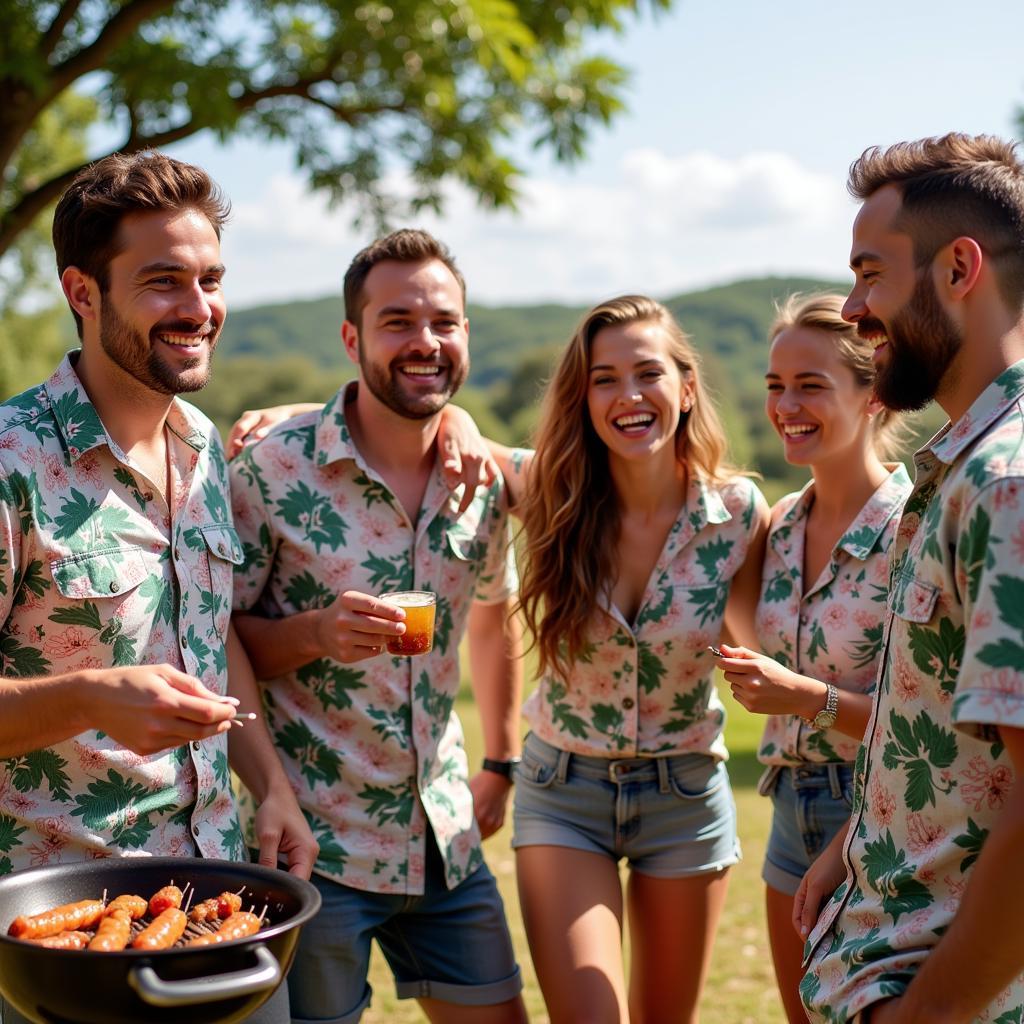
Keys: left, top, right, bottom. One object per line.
{"left": 811, "top": 684, "right": 840, "bottom": 727}
{"left": 481, "top": 757, "right": 521, "bottom": 779}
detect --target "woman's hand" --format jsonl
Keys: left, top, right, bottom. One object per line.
{"left": 717, "top": 643, "right": 827, "bottom": 719}
{"left": 437, "top": 405, "right": 499, "bottom": 514}
{"left": 792, "top": 823, "right": 849, "bottom": 939}
{"left": 226, "top": 403, "right": 323, "bottom": 458}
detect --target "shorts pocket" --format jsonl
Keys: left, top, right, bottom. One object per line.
{"left": 668, "top": 754, "right": 727, "bottom": 801}
{"left": 515, "top": 744, "right": 560, "bottom": 788}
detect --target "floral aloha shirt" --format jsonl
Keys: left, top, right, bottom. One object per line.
{"left": 802, "top": 361, "right": 1024, "bottom": 1024}
{"left": 522, "top": 474, "right": 767, "bottom": 759}
{"left": 0, "top": 353, "right": 245, "bottom": 876}
{"left": 230, "top": 383, "right": 515, "bottom": 895}
{"left": 756, "top": 465, "right": 912, "bottom": 769}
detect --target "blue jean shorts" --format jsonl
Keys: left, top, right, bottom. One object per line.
{"left": 287, "top": 833, "right": 522, "bottom": 1024}
{"left": 511, "top": 732, "right": 740, "bottom": 877}
{"left": 760, "top": 762, "right": 855, "bottom": 896}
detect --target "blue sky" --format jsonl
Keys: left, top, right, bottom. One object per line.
{"left": 169, "top": 0, "right": 1024, "bottom": 308}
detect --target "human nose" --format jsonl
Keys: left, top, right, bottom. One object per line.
{"left": 407, "top": 323, "right": 441, "bottom": 355}
{"left": 178, "top": 280, "right": 215, "bottom": 324}
{"left": 776, "top": 388, "right": 800, "bottom": 415}
{"left": 842, "top": 285, "right": 866, "bottom": 324}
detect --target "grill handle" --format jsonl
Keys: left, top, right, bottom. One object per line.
{"left": 127, "top": 944, "right": 281, "bottom": 1006}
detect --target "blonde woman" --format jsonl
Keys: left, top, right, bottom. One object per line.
{"left": 712, "top": 294, "right": 911, "bottom": 1023}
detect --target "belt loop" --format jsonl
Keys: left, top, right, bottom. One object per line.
{"left": 657, "top": 757, "right": 670, "bottom": 794}
{"left": 556, "top": 748, "right": 570, "bottom": 784}
{"left": 827, "top": 763, "right": 842, "bottom": 800}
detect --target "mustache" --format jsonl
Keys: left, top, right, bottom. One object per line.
{"left": 856, "top": 317, "right": 887, "bottom": 339}
{"left": 151, "top": 320, "right": 218, "bottom": 337}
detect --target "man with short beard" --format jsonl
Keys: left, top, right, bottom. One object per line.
{"left": 794, "top": 134, "right": 1024, "bottom": 1023}
{"left": 229, "top": 230, "right": 527, "bottom": 1024}
{"left": 0, "top": 151, "right": 316, "bottom": 1024}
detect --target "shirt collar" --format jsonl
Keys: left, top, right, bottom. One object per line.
{"left": 929, "top": 359, "right": 1024, "bottom": 465}
{"left": 43, "top": 352, "right": 209, "bottom": 463}
{"left": 835, "top": 463, "right": 912, "bottom": 560}
{"left": 315, "top": 381, "right": 361, "bottom": 467}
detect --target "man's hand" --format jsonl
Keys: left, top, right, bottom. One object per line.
{"left": 251, "top": 784, "right": 319, "bottom": 879}
{"left": 468, "top": 769, "right": 513, "bottom": 839}
{"left": 91, "top": 665, "right": 239, "bottom": 755}
{"left": 226, "top": 403, "right": 322, "bottom": 459}
{"left": 437, "top": 405, "right": 498, "bottom": 515}
{"left": 718, "top": 643, "right": 827, "bottom": 719}
{"left": 793, "top": 824, "right": 850, "bottom": 939}
{"left": 313, "top": 591, "right": 408, "bottom": 663}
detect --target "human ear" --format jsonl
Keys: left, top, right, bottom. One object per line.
{"left": 340, "top": 320, "right": 360, "bottom": 365}
{"left": 936, "top": 237, "right": 983, "bottom": 298}
{"left": 60, "top": 267, "right": 100, "bottom": 324}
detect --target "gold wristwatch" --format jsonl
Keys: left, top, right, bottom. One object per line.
{"left": 809, "top": 684, "right": 839, "bottom": 730}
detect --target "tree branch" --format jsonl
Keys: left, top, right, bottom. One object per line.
{"left": 38, "top": 0, "right": 87, "bottom": 61}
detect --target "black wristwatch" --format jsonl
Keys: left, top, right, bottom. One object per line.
{"left": 481, "top": 757, "right": 522, "bottom": 779}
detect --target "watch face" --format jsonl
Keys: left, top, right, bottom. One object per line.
{"left": 813, "top": 711, "right": 837, "bottom": 730}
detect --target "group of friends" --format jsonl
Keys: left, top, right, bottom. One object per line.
{"left": 0, "top": 130, "right": 1021, "bottom": 1024}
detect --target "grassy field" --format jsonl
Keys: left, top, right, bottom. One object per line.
{"left": 362, "top": 681, "right": 786, "bottom": 1024}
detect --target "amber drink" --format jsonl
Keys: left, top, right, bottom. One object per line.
{"left": 381, "top": 591, "right": 436, "bottom": 656}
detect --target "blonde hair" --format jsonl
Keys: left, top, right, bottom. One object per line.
{"left": 518, "top": 295, "right": 740, "bottom": 680}
{"left": 770, "top": 292, "right": 908, "bottom": 459}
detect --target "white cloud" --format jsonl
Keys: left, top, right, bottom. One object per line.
{"left": 221, "top": 148, "right": 855, "bottom": 310}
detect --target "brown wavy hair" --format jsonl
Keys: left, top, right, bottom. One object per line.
{"left": 518, "top": 295, "right": 740, "bottom": 680}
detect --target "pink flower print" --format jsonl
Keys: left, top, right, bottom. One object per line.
{"left": 269, "top": 448, "right": 302, "bottom": 479}
{"left": 685, "top": 631, "right": 713, "bottom": 652}
{"left": 1011, "top": 522, "right": 1024, "bottom": 564}
{"left": 354, "top": 741, "right": 390, "bottom": 777}
{"left": 950, "top": 413, "right": 974, "bottom": 443}
{"left": 324, "top": 558, "right": 356, "bottom": 589}
{"left": 871, "top": 780, "right": 896, "bottom": 826}
{"left": 898, "top": 514, "right": 920, "bottom": 543}
{"left": 73, "top": 740, "right": 106, "bottom": 773}
{"left": 894, "top": 908, "right": 932, "bottom": 945}
{"left": 892, "top": 651, "right": 920, "bottom": 703}
{"left": 591, "top": 675, "right": 615, "bottom": 699}
{"left": 993, "top": 479, "right": 1021, "bottom": 511}
{"left": 408, "top": 852, "right": 425, "bottom": 878}
{"left": 43, "top": 626, "right": 95, "bottom": 659}
{"left": 74, "top": 452, "right": 102, "bottom": 487}
{"left": 758, "top": 610, "right": 782, "bottom": 636}
{"left": 943, "top": 874, "right": 968, "bottom": 915}
{"left": 977, "top": 667, "right": 1024, "bottom": 715}
{"left": 838, "top": 576, "right": 856, "bottom": 596}
{"left": 971, "top": 608, "right": 993, "bottom": 631}
{"left": 9, "top": 793, "right": 36, "bottom": 815}
{"left": 452, "top": 831, "right": 475, "bottom": 860}
{"left": 905, "top": 812, "right": 946, "bottom": 855}
{"left": 639, "top": 696, "right": 664, "bottom": 718}
{"left": 357, "top": 510, "right": 394, "bottom": 547}
{"left": 860, "top": 912, "right": 881, "bottom": 931}
{"left": 330, "top": 490, "right": 350, "bottom": 512}
{"left": 0, "top": 433, "right": 22, "bottom": 452}
{"left": 42, "top": 452, "right": 68, "bottom": 491}
{"left": 960, "top": 756, "right": 1014, "bottom": 811}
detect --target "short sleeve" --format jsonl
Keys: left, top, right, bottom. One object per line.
{"left": 951, "top": 476, "right": 1024, "bottom": 738}
{"left": 228, "top": 444, "right": 276, "bottom": 612}
{"left": 472, "top": 487, "right": 517, "bottom": 605}
{"left": 0, "top": 472, "right": 20, "bottom": 625}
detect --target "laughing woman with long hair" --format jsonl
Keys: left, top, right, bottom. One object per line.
{"left": 508, "top": 296, "right": 768, "bottom": 1024}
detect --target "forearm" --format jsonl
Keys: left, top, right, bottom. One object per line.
{"left": 467, "top": 599, "right": 523, "bottom": 759}
{"left": 233, "top": 610, "right": 325, "bottom": 679}
{"left": 225, "top": 626, "right": 291, "bottom": 802}
{"left": 0, "top": 673, "right": 91, "bottom": 756}
{"left": 792, "top": 674, "right": 873, "bottom": 740}
{"left": 484, "top": 442, "right": 531, "bottom": 512}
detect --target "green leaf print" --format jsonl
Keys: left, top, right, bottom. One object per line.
{"left": 5, "top": 749, "right": 72, "bottom": 802}
{"left": 284, "top": 571, "right": 336, "bottom": 611}
{"left": 352, "top": 472, "right": 397, "bottom": 511}
{"left": 805, "top": 730, "right": 841, "bottom": 761}
{"left": 847, "top": 621, "right": 884, "bottom": 670}
{"left": 360, "top": 552, "right": 410, "bottom": 592}
{"left": 413, "top": 672, "right": 454, "bottom": 740}
{"left": 297, "top": 660, "right": 368, "bottom": 712}
{"left": 0, "top": 635, "right": 51, "bottom": 676}
{"left": 213, "top": 748, "right": 230, "bottom": 787}
{"left": 0, "top": 813, "right": 28, "bottom": 853}
{"left": 682, "top": 584, "right": 727, "bottom": 627}
{"left": 240, "top": 522, "right": 273, "bottom": 575}
{"left": 636, "top": 586, "right": 672, "bottom": 630}
{"left": 662, "top": 677, "right": 711, "bottom": 734}
{"left": 591, "top": 704, "right": 627, "bottom": 749}
{"left": 636, "top": 639, "right": 668, "bottom": 694}
{"left": 70, "top": 770, "right": 158, "bottom": 848}
{"left": 0, "top": 470, "right": 52, "bottom": 533}
{"left": 282, "top": 423, "right": 317, "bottom": 463}
{"left": 952, "top": 817, "right": 989, "bottom": 872}
{"left": 219, "top": 818, "right": 246, "bottom": 860}
{"left": 52, "top": 488, "right": 100, "bottom": 542}
{"left": 49, "top": 601, "right": 102, "bottom": 630}
{"left": 763, "top": 569, "right": 793, "bottom": 603}
{"left": 695, "top": 536, "right": 733, "bottom": 581}
{"left": 114, "top": 467, "right": 147, "bottom": 510}
{"left": 14, "top": 560, "right": 49, "bottom": 604}
{"left": 958, "top": 505, "right": 994, "bottom": 604}
{"left": 990, "top": 575, "right": 1024, "bottom": 634}
{"left": 977, "top": 637, "right": 1024, "bottom": 669}
{"left": 367, "top": 705, "right": 412, "bottom": 745}
{"left": 861, "top": 830, "right": 933, "bottom": 923}
{"left": 546, "top": 679, "right": 589, "bottom": 739}
{"left": 358, "top": 783, "right": 414, "bottom": 826}
{"left": 920, "top": 499, "right": 944, "bottom": 562}
{"left": 907, "top": 617, "right": 964, "bottom": 697}
{"left": 276, "top": 480, "right": 348, "bottom": 553}
{"left": 276, "top": 720, "right": 343, "bottom": 788}
{"left": 434, "top": 595, "right": 455, "bottom": 655}
{"left": 838, "top": 927, "right": 898, "bottom": 976}
{"left": 882, "top": 710, "right": 957, "bottom": 811}
{"left": 49, "top": 391, "right": 105, "bottom": 451}
{"left": 302, "top": 809, "right": 348, "bottom": 867}
{"left": 202, "top": 477, "right": 230, "bottom": 524}
{"left": 139, "top": 573, "right": 175, "bottom": 625}
{"left": 993, "top": 1009, "right": 1024, "bottom": 1024}
{"left": 806, "top": 621, "right": 829, "bottom": 662}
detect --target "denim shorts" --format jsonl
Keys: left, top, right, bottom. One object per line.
{"left": 286, "top": 834, "right": 522, "bottom": 1024}
{"left": 511, "top": 732, "right": 740, "bottom": 877}
{"left": 760, "top": 762, "right": 856, "bottom": 896}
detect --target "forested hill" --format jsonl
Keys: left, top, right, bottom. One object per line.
{"left": 196, "top": 275, "right": 941, "bottom": 499}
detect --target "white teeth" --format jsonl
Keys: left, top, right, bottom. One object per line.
{"left": 783, "top": 424, "right": 817, "bottom": 436}
{"left": 400, "top": 365, "right": 441, "bottom": 375}
{"left": 614, "top": 413, "right": 654, "bottom": 428}
{"left": 159, "top": 334, "right": 204, "bottom": 347}
{"left": 870, "top": 335, "right": 889, "bottom": 350}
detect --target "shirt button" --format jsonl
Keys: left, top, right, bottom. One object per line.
{"left": 217, "top": 542, "right": 227, "bottom": 556}
{"left": 143, "top": 491, "right": 153, "bottom": 501}
{"left": 174, "top": 547, "right": 180, "bottom": 560}
{"left": 192, "top": 741, "right": 201, "bottom": 751}
{"left": 181, "top": 635, "right": 188, "bottom": 649}
{"left": 622, "top": 697, "right": 635, "bottom": 710}
{"left": 109, "top": 581, "right": 120, "bottom": 593}
{"left": 192, "top": 824, "right": 200, "bottom": 837}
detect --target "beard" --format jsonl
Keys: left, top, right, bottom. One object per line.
{"left": 99, "top": 298, "right": 219, "bottom": 396}
{"left": 358, "top": 345, "right": 468, "bottom": 420}
{"left": 866, "top": 272, "right": 962, "bottom": 412}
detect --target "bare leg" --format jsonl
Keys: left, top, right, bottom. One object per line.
{"left": 626, "top": 868, "right": 730, "bottom": 1024}
{"left": 765, "top": 884, "right": 810, "bottom": 1024}
{"left": 516, "top": 845, "right": 627, "bottom": 1024}
{"left": 419, "top": 995, "right": 528, "bottom": 1024}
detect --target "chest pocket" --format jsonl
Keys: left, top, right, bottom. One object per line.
{"left": 51, "top": 546, "right": 149, "bottom": 600}
{"left": 888, "top": 570, "right": 939, "bottom": 624}
{"left": 199, "top": 523, "right": 244, "bottom": 639}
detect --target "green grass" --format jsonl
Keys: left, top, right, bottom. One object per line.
{"left": 362, "top": 680, "right": 785, "bottom": 1023}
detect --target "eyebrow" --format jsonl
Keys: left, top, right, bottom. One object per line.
{"left": 850, "top": 251, "right": 882, "bottom": 270}
{"left": 135, "top": 262, "right": 225, "bottom": 277}
{"left": 765, "top": 371, "right": 831, "bottom": 381}
{"left": 589, "top": 358, "right": 664, "bottom": 372}
{"left": 376, "top": 305, "right": 462, "bottom": 319}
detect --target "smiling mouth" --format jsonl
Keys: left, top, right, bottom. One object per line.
{"left": 781, "top": 424, "right": 818, "bottom": 438}
{"left": 156, "top": 332, "right": 210, "bottom": 351}
{"left": 613, "top": 412, "right": 655, "bottom": 434}
{"left": 397, "top": 364, "right": 445, "bottom": 379}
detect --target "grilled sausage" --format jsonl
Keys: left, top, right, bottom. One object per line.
{"left": 189, "top": 897, "right": 220, "bottom": 924}
{"left": 186, "top": 911, "right": 261, "bottom": 947}
{"left": 217, "top": 892, "right": 243, "bottom": 918}
{"left": 32, "top": 930, "right": 92, "bottom": 950}
{"left": 131, "top": 908, "right": 187, "bottom": 950}
{"left": 105, "top": 894, "right": 147, "bottom": 920}
{"left": 87, "top": 908, "right": 133, "bottom": 952}
{"left": 147, "top": 885, "right": 183, "bottom": 917}
{"left": 8, "top": 900, "right": 106, "bottom": 940}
